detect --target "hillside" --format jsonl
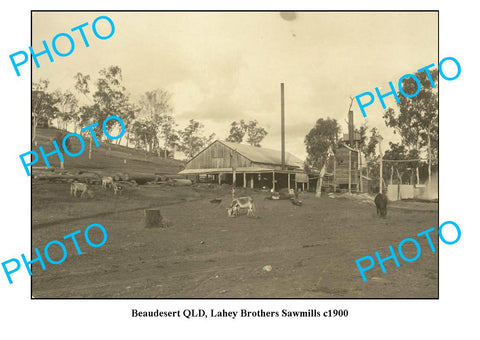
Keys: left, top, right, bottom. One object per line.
{"left": 31, "top": 127, "right": 184, "bottom": 177}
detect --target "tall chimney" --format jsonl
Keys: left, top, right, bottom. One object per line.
{"left": 281, "top": 83, "right": 285, "bottom": 170}
{"left": 348, "top": 110, "right": 354, "bottom": 147}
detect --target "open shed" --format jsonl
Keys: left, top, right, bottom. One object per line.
{"left": 178, "top": 140, "right": 307, "bottom": 191}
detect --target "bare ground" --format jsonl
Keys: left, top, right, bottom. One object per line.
{"left": 32, "top": 182, "right": 438, "bottom": 298}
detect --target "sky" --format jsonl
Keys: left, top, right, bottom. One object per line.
{"left": 31, "top": 11, "right": 438, "bottom": 160}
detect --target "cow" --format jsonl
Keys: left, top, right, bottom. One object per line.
{"left": 112, "top": 182, "right": 123, "bottom": 195}
{"left": 227, "top": 196, "right": 255, "bottom": 217}
{"left": 101, "top": 176, "right": 114, "bottom": 189}
{"left": 374, "top": 193, "right": 388, "bottom": 217}
{"left": 71, "top": 182, "right": 90, "bottom": 198}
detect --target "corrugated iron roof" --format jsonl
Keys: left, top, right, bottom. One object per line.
{"left": 220, "top": 140, "right": 304, "bottom": 168}
{"left": 178, "top": 167, "right": 306, "bottom": 175}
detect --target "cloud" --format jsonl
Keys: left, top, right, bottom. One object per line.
{"left": 32, "top": 11, "right": 436, "bottom": 162}
{"left": 179, "top": 95, "right": 246, "bottom": 122}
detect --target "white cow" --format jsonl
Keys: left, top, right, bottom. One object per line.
{"left": 227, "top": 196, "right": 255, "bottom": 217}
{"left": 71, "top": 182, "right": 90, "bottom": 198}
{"left": 101, "top": 176, "right": 114, "bottom": 189}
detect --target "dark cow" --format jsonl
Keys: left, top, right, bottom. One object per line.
{"left": 374, "top": 193, "right": 388, "bottom": 217}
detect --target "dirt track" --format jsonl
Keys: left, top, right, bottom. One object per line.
{"left": 32, "top": 183, "right": 438, "bottom": 298}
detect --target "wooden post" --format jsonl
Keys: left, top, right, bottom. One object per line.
{"left": 281, "top": 83, "right": 285, "bottom": 170}
{"left": 379, "top": 158, "right": 383, "bottom": 193}
{"left": 333, "top": 155, "right": 337, "bottom": 192}
{"left": 348, "top": 150, "right": 352, "bottom": 193}
{"left": 378, "top": 137, "right": 383, "bottom": 194}
{"left": 272, "top": 170, "right": 275, "bottom": 192}
{"left": 243, "top": 172, "right": 247, "bottom": 188}
{"left": 230, "top": 150, "right": 236, "bottom": 188}
{"left": 358, "top": 150, "right": 363, "bottom": 192}
{"left": 144, "top": 209, "right": 163, "bottom": 228}
{"left": 333, "top": 156, "right": 337, "bottom": 193}
{"left": 287, "top": 172, "right": 291, "bottom": 190}
{"left": 427, "top": 127, "right": 432, "bottom": 184}
{"left": 88, "top": 134, "right": 92, "bottom": 160}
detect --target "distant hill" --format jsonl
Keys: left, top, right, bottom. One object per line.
{"left": 32, "top": 127, "right": 184, "bottom": 176}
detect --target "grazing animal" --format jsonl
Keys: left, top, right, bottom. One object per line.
{"left": 291, "top": 198, "right": 302, "bottom": 206}
{"left": 228, "top": 204, "right": 240, "bottom": 217}
{"left": 70, "top": 182, "right": 89, "bottom": 198}
{"left": 374, "top": 193, "right": 388, "bottom": 217}
{"left": 101, "top": 176, "right": 114, "bottom": 189}
{"left": 112, "top": 182, "right": 123, "bottom": 195}
{"left": 227, "top": 196, "right": 255, "bottom": 217}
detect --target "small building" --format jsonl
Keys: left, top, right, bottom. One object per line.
{"left": 333, "top": 144, "right": 360, "bottom": 191}
{"left": 323, "top": 143, "right": 368, "bottom": 192}
{"left": 178, "top": 140, "right": 306, "bottom": 191}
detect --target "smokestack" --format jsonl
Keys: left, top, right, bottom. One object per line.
{"left": 281, "top": 83, "right": 285, "bottom": 170}
{"left": 348, "top": 110, "right": 354, "bottom": 147}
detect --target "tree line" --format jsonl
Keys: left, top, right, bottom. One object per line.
{"left": 32, "top": 65, "right": 270, "bottom": 160}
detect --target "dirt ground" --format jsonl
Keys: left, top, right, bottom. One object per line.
{"left": 32, "top": 182, "right": 438, "bottom": 298}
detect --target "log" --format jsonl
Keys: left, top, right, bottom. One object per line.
{"left": 173, "top": 179, "right": 192, "bottom": 186}
{"left": 144, "top": 209, "right": 163, "bottom": 228}
{"left": 125, "top": 174, "right": 155, "bottom": 185}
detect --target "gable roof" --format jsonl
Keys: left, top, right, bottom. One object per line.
{"left": 219, "top": 140, "right": 304, "bottom": 168}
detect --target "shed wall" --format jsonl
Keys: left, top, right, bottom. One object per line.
{"left": 185, "top": 141, "right": 253, "bottom": 170}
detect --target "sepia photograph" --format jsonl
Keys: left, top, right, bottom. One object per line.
{"left": 30, "top": 11, "right": 439, "bottom": 298}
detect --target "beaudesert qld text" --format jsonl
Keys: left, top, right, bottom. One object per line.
{"left": 132, "top": 308, "right": 348, "bottom": 319}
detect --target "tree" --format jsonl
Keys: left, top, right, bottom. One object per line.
{"left": 137, "top": 89, "right": 176, "bottom": 155}
{"left": 74, "top": 73, "right": 91, "bottom": 97}
{"left": 245, "top": 120, "right": 268, "bottom": 147}
{"left": 226, "top": 119, "right": 268, "bottom": 146}
{"left": 52, "top": 130, "right": 71, "bottom": 170}
{"left": 383, "top": 142, "right": 408, "bottom": 184}
{"left": 74, "top": 73, "right": 95, "bottom": 159}
{"left": 32, "top": 79, "right": 59, "bottom": 146}
{"left": 363, "top": 127, "right": 382, "bottom": 182}
{"left": 354, "top": 121, "right": 368, "bottom": 151}
{"left": 130, "top": 120, "right": 158, "bottom": 158}
{"left": 304, "top": 118, "right": 340, "bottom": 197}
{"left": 93, "top": 66, "right": 135, "bottom": 140}
{"left": 54, "top": 90, "right": 79, "bottom": 131}
{"left": 178, "top": 119, "right": 215, "bottom": 159}
{"left": 383, "top": 68, "right": 438, "bottom": 183}
{"left": 158, "top": 114, "right": 179, "bottom": 158}
{"left": 226, "top": 120, "right": 246, "bottom": 143}
{"left": 365, "top": 127, "right": 381, "bottom": 161}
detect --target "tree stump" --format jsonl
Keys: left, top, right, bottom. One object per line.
{"left": 144, "top": 209, "right": 163, "bottom": 228}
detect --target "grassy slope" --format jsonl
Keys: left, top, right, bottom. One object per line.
{"left": 33, "top": 127, "right": 184, "bottom": 176}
